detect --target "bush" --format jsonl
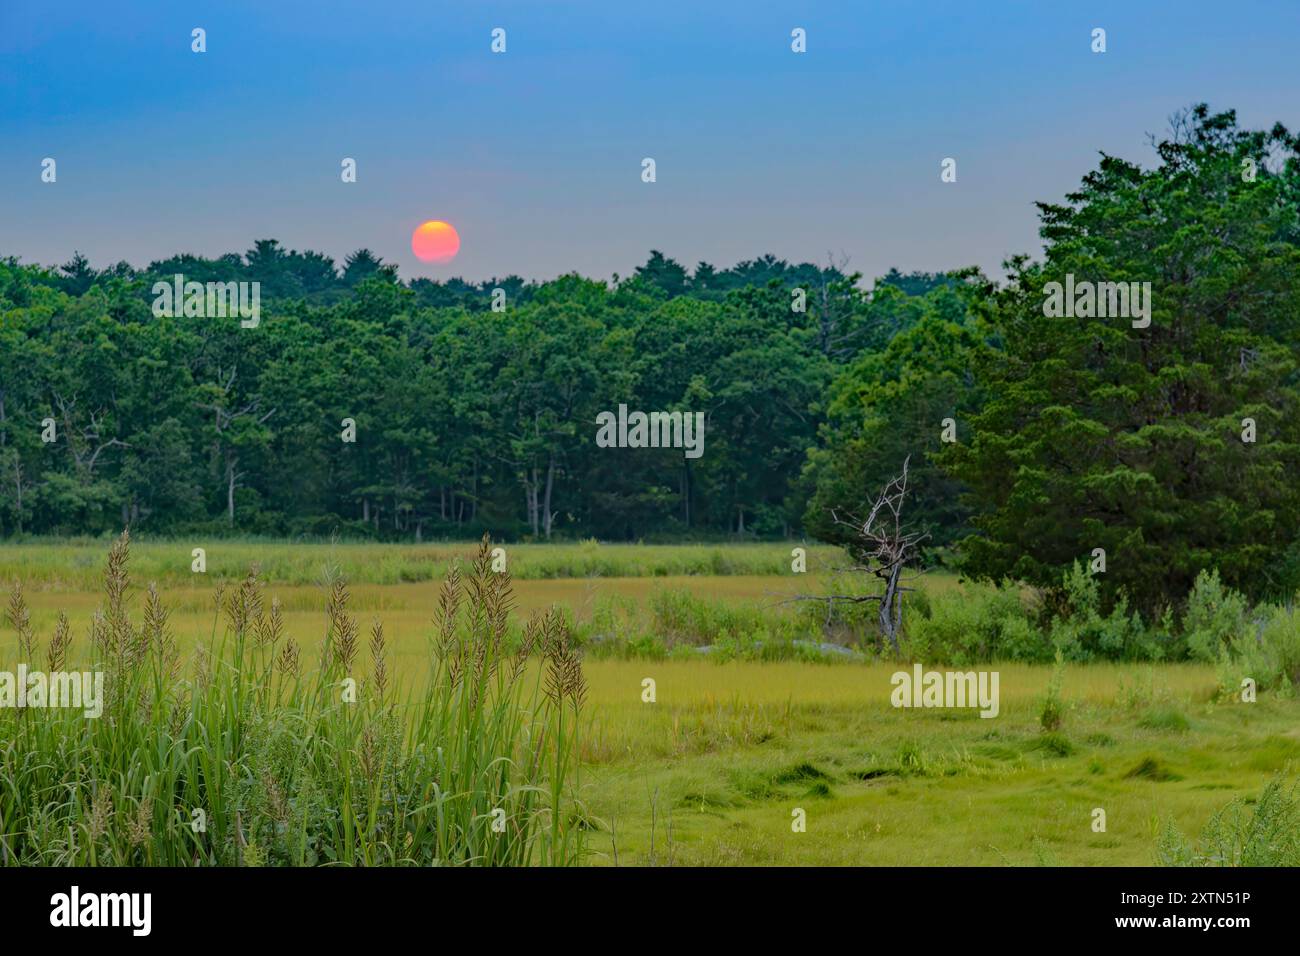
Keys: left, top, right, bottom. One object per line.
{"left": 578, "top": 588, "right": 847, "bottom": 662}
{"left": 792, "top": 572, "right": 881, "bottom": 647}
{"left": 1039, "top": 649, "right": 1066, "bottom": 731}
{"left": 1218, "top": 604, "right": 1300, "bottom": 696}
{"left": 1157, "top": 776, "right": 1300, "bottom": 866}
{"left": 905, "top": 586, "right": 1045, "bottom": 664}
{"left": 1137, "top": 706, "right": 1190, "bottom": 732}
{"left": 1182, "top": 569, "right": 1249, "bottom": 662}
{"left": 1049, "top": 562, "right": 1160, "bottom": 662}
{"left": 649, "top": 588, "right": 783, "bottom": 650}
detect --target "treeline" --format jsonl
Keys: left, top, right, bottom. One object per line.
{"left": 4, "top": 105, "right": 1300, "bottom": 617}
{"left": 0, "top": 232, "right": 963, "bottom": 543}
{"left": 51, "top": 242, "right": 922, "bottom": 312}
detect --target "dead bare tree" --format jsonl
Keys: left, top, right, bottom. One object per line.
{"left": 196, "top": 366, "right": 275, "bottom": 525}
{"left": 785, "top": 456, "right": 927, "bottom": 654}
{"left": 2, "top": 449, "right": 30, "bottom": 534}
{"left": 52, "top": 393, "right": 130, "bottom": 477}
{"left": 813, "top": 252, "right": 872, "bottom": 360}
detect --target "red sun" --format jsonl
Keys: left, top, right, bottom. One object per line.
{"left": 411, "top": 220, "right": 460, "bottom": 263}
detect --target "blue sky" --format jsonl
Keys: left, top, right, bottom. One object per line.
{"left": 2, "top": 0, "right": 1297, "bottom": 283}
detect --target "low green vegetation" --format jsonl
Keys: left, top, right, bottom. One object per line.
{"left": 3, "top": 539, "right": 1298, "bottom": 867}
{"left": 576, "top": 659, "right": 1299, "bottom": 866}
{"left": 1158, "top": 777, "right": 1300, "bottom": 866}
{"left": 0, "top": 538, "right": 842, "bottom": 590}
{"left": 565, "top": 557, "right": 1300, "bottom": 695}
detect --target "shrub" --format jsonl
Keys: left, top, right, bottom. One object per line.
{"left": 649, "top": 589, "right": 830, "bottom": 660}
{"left": 1039, "top": 648, "right": 1066, "bottom": 731}
{"left": 1049, "top": 562, "right": 1158, "bottom": 662}
{"left": 1218, "top": 604, "right": 1300, "bottom": 696}
{"left": 904, "top": 587, "right": 1044, "bottom": 664}
{"left": 1157, "top": 776, "right": 1300, "bottom": 866}
{"left": 902, "top": 586, "right": 932, "bottom": 621}
{"left": 1115, "top": 667, "right": 1175, "bottom": 711}
{"left": 793, "top": 572, "right": 881, "bottom": 647}
{"left": 1182, "top": 569, "right": 1249, "bottom": 662}
{"left": 1137, "top": 706, "right": 1190, "bottom": 732}
{"left": 896, "top": 740, "right": 928, "bottom": 776}
{"left": 579, "top": 587, "right": 860, "bottom": 663}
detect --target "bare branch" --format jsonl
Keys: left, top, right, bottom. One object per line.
{"left": 789, "top": 457, "right": 926, "bottom": 654}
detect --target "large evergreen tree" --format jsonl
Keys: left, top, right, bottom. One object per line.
{"left": 945, "top": 106, "right": 1300, "bottom": 612}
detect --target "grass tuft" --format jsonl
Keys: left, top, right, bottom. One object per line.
{"left": 1123, "top": 756, "right": 1183, "bottom": 782}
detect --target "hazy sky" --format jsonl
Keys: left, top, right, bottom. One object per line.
{"left": 2, "top": 0, "right": 1298, "bottom": 284}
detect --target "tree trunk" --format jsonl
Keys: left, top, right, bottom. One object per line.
{"left": 226, "top": 456, "right": 237, "bottom": 525}
{"left": 879, "top": 561, "right": 903, "bottom": 653}
{"left": 682, "top": 462, "right": 691, "bottom": 528}
{"left": 525, "top": 467, "right": 540, "bottom": 537}
{"left": 542, "top": 454, "right": 556, "bottom": 540}
{"left": 12, "top": 457, "right": 22, "bottom": 534}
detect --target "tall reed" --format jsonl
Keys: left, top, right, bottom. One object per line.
{"left": 0, "top": 532, "right": 584, "bottom": 866}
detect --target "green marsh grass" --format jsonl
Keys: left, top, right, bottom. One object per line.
{"left": 0, "top": 538, "right": 845, "bottom": 590}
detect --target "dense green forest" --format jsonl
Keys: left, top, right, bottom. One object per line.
{"left": 3, "top": 106, "right": 1299, "bottom": 610}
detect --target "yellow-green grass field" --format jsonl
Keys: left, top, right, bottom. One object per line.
{"left": 578, "top": 660, "right": 1298, "bottom": 865}
{"left": 2, "top": 539, "right": 1296, "bottom": 866}
{"left": 0, "top": 538, "right": 846, "bottom": 590}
